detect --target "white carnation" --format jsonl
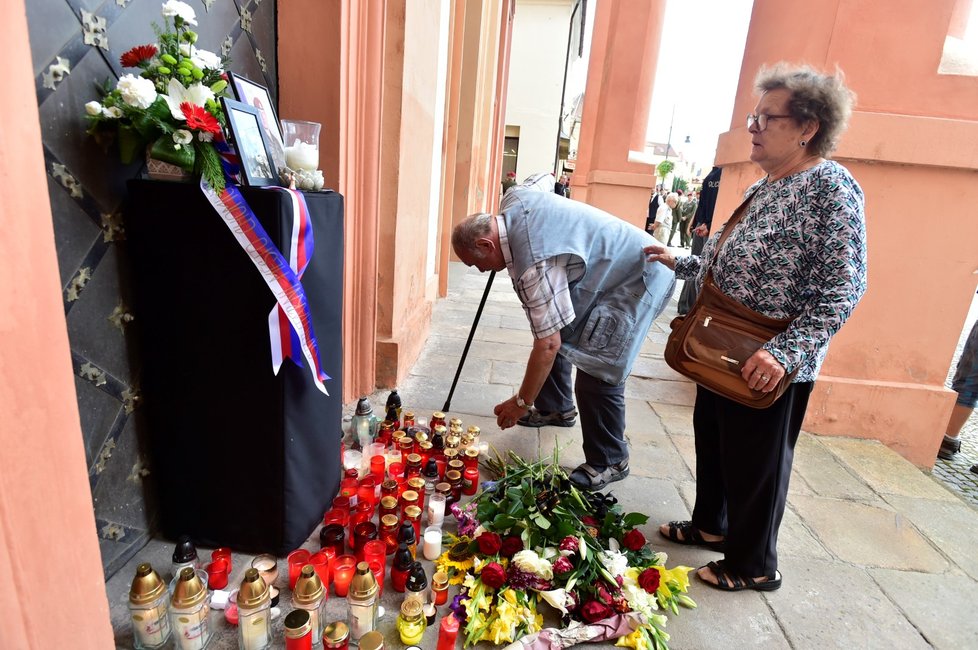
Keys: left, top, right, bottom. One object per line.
{"left": 598, "top": 549, "right": 629, "bottom": 578}
{"left": 161, "top": 1, "right": 197, "bottom": 26}
{"left": 512, "top": 550, "right": 553, "bottom": 580}
{"left": 85, "top": 101, "right": 102, "bottom": 116}
{"left": 116, "top": 74, "right": 158, "bottom": 109}
{"left": 102, "top": 106, "right": 123, "bottom": 119}
{"left": 191, "top": 48, "right": 222, "bottom": 71}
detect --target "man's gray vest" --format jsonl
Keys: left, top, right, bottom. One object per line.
{"left": 501, "top": 189, "right": 676, "bottom": 385}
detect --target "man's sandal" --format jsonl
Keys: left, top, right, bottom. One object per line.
{"left": 568, "top": 461, "right": 629, "bottom": 491}
{"left": 699, "top": 560, "right": 782, "bottom": 592}
{"left": 660, "top": 520, "right": 726, "bottom": 552}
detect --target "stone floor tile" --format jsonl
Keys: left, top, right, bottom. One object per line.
{"left": 639, "top": 338, "right": 666, "bottom": 358}
{"left": 625, "top": 376, "right": 696, "bottom": 406}
{"left": 606, "top": 475, "right": 691, "bottom": 541}
{"left": 677, "top": 480, "right": 696, "bottom": 513}
{"left": 498, "top": 313, "right": 531, "bottom": 331}
{"left": 769, "top": 557, "right": 930, "bottom": 649}
{"left": 488, "top": 359, "right": 527, "bottom": 387}
{"left": 820, "top": 436, "right": 960, "bottom": 502}
{"left": 777, "top": 504, "right": 832, "bottom": 561}
{"left": 651, "top": 402, "right": 695, "bottom": 436}
{"left": 792, "top": 434, "right": 880, "bottom": 502}
{"left": 884, "top": 495, "right": 978, "bottom": 581}
{"left": 789, "top": 496, "right": 947, "bottom": 572}
{"left": 670, "top": 434, "right": 697, "bottom": 478}
{"left": 871, "top": 568, "right": 978, "bottom": 649}
{"left": 400, "top": 375, "right": 514, "bottom": 418}
{"left": 627, "top": 432, "right": 694, "bottom": 482}
{"left": 624, "top": 397, "right": 669, "bottom": 437}
{"left": 630, "top": 357, "right": 686, "bottom": 381}
{"left": 409, "top": 350, "right": 492, "bottom": 385}
{"left": 665, "top": 588, "right": 790, "bottom": 650}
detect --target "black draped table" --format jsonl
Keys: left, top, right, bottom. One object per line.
{"left": 125, "top": 180, "right": 344, "bottom": 554}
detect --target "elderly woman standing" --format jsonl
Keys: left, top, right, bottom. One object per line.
{"left": 644, "top": 64, "right": 868, "bottom": 592}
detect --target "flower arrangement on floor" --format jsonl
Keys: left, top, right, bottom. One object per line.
{"left": 435, "top": 450, "right": 696, "bottom": 650}
{"left": 84, "top": 1, "right": 229, "bottom": 190}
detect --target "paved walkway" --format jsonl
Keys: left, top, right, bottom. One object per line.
{"left": 105, "top": 262, "right": 978, "bottom": 649}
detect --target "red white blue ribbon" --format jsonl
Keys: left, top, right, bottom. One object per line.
{"left": 200, "top": 178, "right": 331, "bottom": 395}
{"left": 266, "top": 187, "right": 314, "bottom": 375}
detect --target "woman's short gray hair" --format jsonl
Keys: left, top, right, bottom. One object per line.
{"left": 755, "top": 62, "right": 856, "bottom": 157}
{"left": 452, "top": 212, "right": 494, "bottom": 252}
{"left": 666, "top": 192, "right": 679, "bottom": 204}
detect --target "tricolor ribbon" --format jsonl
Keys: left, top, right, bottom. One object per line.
{"left": 266, "top": 187, "right": 313, "bottom": 375}
{"left": 200, "top": 177, "right": 331, "bottom": 395}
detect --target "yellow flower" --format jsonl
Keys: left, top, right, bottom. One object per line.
{"left": 615, "top": 629, "right": 652, "bottom": 650}
{"left": 654, "top": 565, "right": 693, "bottom": 598}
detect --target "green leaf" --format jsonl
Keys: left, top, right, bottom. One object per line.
{"left": 150, "top": 136, "right": 194, "bottom": 171}
{"left": 623, "top": 512, "right": 650, "bottom": 528}
{"left": 117, "top": 124, "right": 145, "bottom": 164}
{"left": 477, "top": 501, "right": 498, "bottom": 522}
{"left": 531, "top": 513, "right": 551, "bottom": 530}
{"left": 196, "top": 142, "right": 225, "bottom": 193}
{"left": 493, "top": 514, "right": 517, "bottom": 530}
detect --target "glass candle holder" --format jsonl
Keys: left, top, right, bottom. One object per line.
{"left": 463, "top": 448, "right": 480, "bottom": 470}
{"left": 380, "top": 514, "right": 400, "bottom": 554}
{"left": 339, "top": 477, "right": 358, "bottom": 500}
{"left": 357, "top": 477, "right": 376, "bottom": 510}
{"left": 417, "top": 441, "right": 433, "bottom": 467}
{"left": 331, "top": 495, "right": 351, "bottom": 514}
{"left": 323, "top": 508, "right": 348, "bottom": 528}
{"left": 281, "top": 120, "right": 321, "bottom": 172}
{"left": 388, "top": 461, "right": 404, "bottom": 480}
{"left": 367, "top": 558, "right": 385, "bottom": 597}
{"left": 399, "top": 490, "right": 419, "bottom": 516}
{"left": 422, "top": 527, "right": 443, "bottom": 561}
{"left": 251, "top": 554, "right": 279, "bottom": 590}
{"left": 319, "top": 524, "right": 345, "bottom": 557}
{"left": 352, "top": 521, "right": 378, "bottom": 562}
{"left": 380, "top": 478, "right": 399, "bottom": 499}
{"left": 407, "top": 477, "right": 426, "bottom": 506}
{"left": 368, "top": 441, "right": 386, "bottom": 463}
{"left": 369, "top": 455, "right": 386, "bottom": 483}
{"left": 206, "top": 558, "right": 229, "bottom": 590}
{"left": 427, "top": 492, "right": 446, "bottom": 527}
{"left": 211, "top": 548, "right": 233, "bottom": 574}
{"left": 379, "top": 496, "right": 399, "bottom": 520}
{"left": 318, "top": 546, "right": 337, "bottom": 590}
{"left": 288, "top": 549, "right": 312, "bottom": 590}
{"left": 434, "top": 456, "right": 447, "bottom": 479}
{"left": 362, "top": 540, "right": 386, "bottom": 569}
{"left": 331, "top": 555, "right": 357, "bottom": 597}
{"left": 342, "top": 450, "right": 362, "bottom": 475}
{"left": 463, "top": 466, "right": 480, "bottom": 496}
{"left": 309, "top": 551, "right": 330, "bottom": 586}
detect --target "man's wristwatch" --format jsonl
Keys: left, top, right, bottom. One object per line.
{"left": 515, "top": 395, "right": 533, "bottom": 410}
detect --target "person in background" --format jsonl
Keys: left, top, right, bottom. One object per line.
{"left": 645, "top": 63, "right": 867, "bottom": 592}
{"left": 501, "top": 171, "right": 517, "bottom": 195}
{"left": 677, "top": 166, "right": 722, "bottom": 315}
{"left": 555, "top": 173, "right": 570, "bottom": 197}
{"left": 646, "top": 184, "right": 663, "bottom": 234}
{"left": 451, "top": 183, "right": 675, "bottom": 491}
{"left": 667, "top": 189, "right": 687, "bottom": 247}
{"left": 938, "top": 319, "right": 978, "bottom": 463}
{"left": 652, "top": 192, "right": 678, "bottom": 244}
{"left": 676, "top": 190, "right": 698, "bottom": 248}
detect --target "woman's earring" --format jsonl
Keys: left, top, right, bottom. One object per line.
{"left": 799, "top": 140, "right": 807, "bottom": 147}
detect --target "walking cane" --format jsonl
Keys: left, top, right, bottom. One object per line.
{"left": 442, "top": 271, "right": 495, "bottom": 412}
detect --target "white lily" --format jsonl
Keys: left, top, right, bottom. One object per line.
{"left": 538, "top": 588, "right": 572, "bottom": 616}
{"left": 161, "top": 78, "right": 214, "bottom": 120}
{"left": 85, "top": 101, "right": 102, "bottom": 116}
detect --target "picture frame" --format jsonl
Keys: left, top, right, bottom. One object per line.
{"left": 221, "top": 97, "right": 278, "bottom": 187}
{"left": 228, "top": 72, "right": 287, "bottom": 174}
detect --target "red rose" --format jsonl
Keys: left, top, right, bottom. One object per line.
{"left": 638, "top": 568, "right": 661, "bottom": 594}
{"left": 480, "top": 562, "right": 507, "bottom": 589}
{"left": 581, "top": 516, "right": 599, "bottom": 527}
{"left": 500, "top": 536, "right": 524, "bottom": 558}
{"left": 580, "top": 600, "right": 612, "bottom": 623}
{"left": 622, "top": 529, "right": 646, "bottom": 551}
{"left": 477, "top": 532, "right": 503, "bottom": 556}
{"left": 552, "top": 556, "right": 573, "bottom": 575}
{"left": 596, "top": 583, "right": 614, "bottom": 605}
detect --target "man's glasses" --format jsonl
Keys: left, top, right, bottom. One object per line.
{"left": 746, "top": 113, "right": 793, "bottom": 131}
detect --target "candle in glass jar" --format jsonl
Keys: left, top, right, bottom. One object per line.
{"left": 331, "top": 555, "right": 357, "bottom": 597}
{"left": 285, "top": 140, "right": 319, "bottom": 171}
{"left": 427, "top": 492, "right": 446, "bottom": 527}
{"left": 422, "top": 527, "right": 442, "bottom": 560}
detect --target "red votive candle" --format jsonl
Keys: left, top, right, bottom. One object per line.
{"left": 206, "top": 559, "right": 228, "bottom": 590}
{"left": 367, "top": 557, "right": 386, "bottom": 597}
{"left": 332, "top": 495, "right": 351, "bottom": 514}
{"left": 211, "top": 547, "right": 232, "bottom": 573}
{"left": 363, "top": 539, "right": 386, "bottom": 568}
{"left": 331, "top": 555, "right": 357, "bottom": 597}
{"left": 348, "top": 511, "right": 370, "bottom": 548}
{"left": 287, "top": 549, "right": 311, "bottom": 590}
{"left": 370, "top": 455, "right": 386, "bottom": 483}
{"left": 434, "top": 455, "right": 447, "bottom": 479}
{"left": 353, "top": 521, "right": 378, "bottom": 562}
{"left": 357, "top": 476, "right": 377, "bottom": 509}
{"left": 309, "top": 550, "right": 330, "bottom": 587}
{"left": 320, "top": 523, "right": 345, "bottom": 557}
{"left": 339, "top": 477, "right": 358, "bottom": 500}
{"left": 463, "top": 466, "right": 480, "bottom": 495}
{"left": 319, "top": 546, "right": 337, "bottom": 589}
{"left": 323, "top": 507, "right": 348, "bottom": 528}
{"left": 388, "top": 462, "right": 404, "bottom": 481}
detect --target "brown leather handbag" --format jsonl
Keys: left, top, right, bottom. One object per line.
{"left": 664, "top": 193, "right": 798, "bottom": 409}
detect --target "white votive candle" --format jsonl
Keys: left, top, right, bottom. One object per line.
{"left": 423, "top": 527, "right": 443, "bottom": 560}
{"left": 285, "top": 140, "right": 319, "bottom": 171}
{"left": 427, "top": 493, "right": 446, "bottom": 527}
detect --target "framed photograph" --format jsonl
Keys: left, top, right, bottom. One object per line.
{"left": 222, "top": 97, "right": 278, "bottom": 187}
{"left": 228, "top": 72, "right": 287, "bottom": 173}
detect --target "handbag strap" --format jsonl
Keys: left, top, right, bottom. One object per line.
{"left": 703, "top": 187, "right": 760, "bottom": 287}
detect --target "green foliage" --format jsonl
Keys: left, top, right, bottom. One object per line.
{"left": 656, "top": 160, "right": 675, "bottom": 179}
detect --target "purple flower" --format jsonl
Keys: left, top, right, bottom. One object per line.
{"left": 506, "top": 566, "right": 552, "bottom": 591}
{"left": 451, "top": 501, "right": 481, "bottom": 538}
{"left": 449, "top": 591, "right": 470, "bottom": 623}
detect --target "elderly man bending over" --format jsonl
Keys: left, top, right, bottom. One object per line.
{"left": 452, "top": 187, "right": 675, "bottom": 490}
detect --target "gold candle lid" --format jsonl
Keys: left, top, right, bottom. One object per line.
{"left": 172, "top": 566, "right": 207, "bottom": 608}
{"left": 401, "top": 489, "right": 419, "bottom": 504}
{"left": 293, "top": 564, "right": 324, "bottom": 604}
{"left": 284, "top": 609, "right": 312, "bottom": 639}
{"left": 432, "top": 411, "right": 446, "bottom": 420}
{"left": 446, "top": 435, "right": 462, "bottom": 448}
{"left": 323, "top": 621, "right": 350, "bottom": 643}
{"left": 237, "top": 567, "right": 270, "bottom": 608}
{"left": 433, "top": 424, "right": 447, "bottom": 434}
{"left": 464, "top": 447, "right": 480, "bottom": 459}
{"left": 359, "top": 631, "right": 385, "bottom": 650}
{"left": 415, "top": 432, "right": 430, "bottom": 445}
{"left": 446, "top": 469, "right": 462, "bottom": 482}
{"left": 467, "top": 425, "right": 481, "bottom": 435}
{"left": 433, "top": 570, "right": 449, "bottom": 589}
{"left": 381, "top": 514, "right": 399, "bottom": 528}
{"left": 448, "top": 459, "right": 465, "bottom": 472}
{"left": 400, "top": 598, "right": 423, "bottom": 618}
{"left": 435, "top": 482, "right": 451, "bottom": 495}
{"left": 398, "top": 437, "right": 414, "bottom": 450}
{"left": 417, "top": 440, "right": 432, "bottom": 451}
{"left": 349, "top": 562, "right": 378, "bottom": 599}
{"left": 444, "top": 448, "right": 459, "bottom": 460}
{"left": 403, "top": 410, "right": 415, "bottom": 421}
{"left": 382, "top": 478, "right": 398, "bottom": 492}
{"left": 407, "top": 477, "right": 425, "bottom": 491}
{"left": 406, "top": 453, "right": 422, "bottom": 466}
{"left": 129, "top": 563, "right": 166, "bottom": 605}
{"left": 380, "top": 496, "right": 398, "bottom": 510}
{"left": 449, "top": 417, "right": 462, "bottom": 428}
{"left": 404, "top": 505, "right": 422, "bottom": 520}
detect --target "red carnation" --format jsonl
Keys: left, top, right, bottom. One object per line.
{"left": 622, "top": 529, "right": 646, "bottom": 551}
{"left": 559, "top": 536, "right": 579, "bottom": 553}
{"left": 500, "top": 536, "right": 523, "bottom": 558}
{"left": 552, "top": 556, "right": 573, "bottom": 575}
{"left": 580, "top": 600, "right": 612, "bottom": 623}
{"left": 181, "top": 103, "right": 222, "bottom": 134}
{"left": 120, "top": 44, "right": 158, "bottom": 68}
{"left": 638, "top": 567, "right": 661, "bottom": 594}
{"left": 480, "top": 562, "right": 507, "bottom": 589}
{"left": 476, "top": 532, "right": 502, "bottom": 556}
{"left": 581, "top": 516, "right": 599, "bottom": 527}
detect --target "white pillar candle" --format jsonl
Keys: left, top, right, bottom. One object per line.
{"left": 285, "top": 140, "right": 319, "bottom": 171}
{"left": 427, "top": 493, "right": 446, "bottom": 527}
{"left": 423, "top": 527, "right": 443, "bottom": 560}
